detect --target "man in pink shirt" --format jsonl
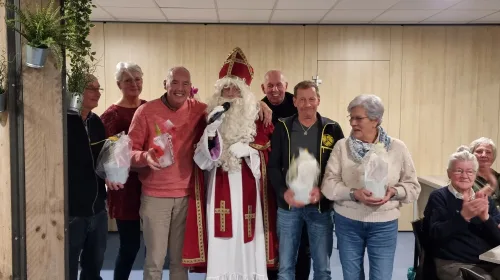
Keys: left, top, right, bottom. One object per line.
{"left": 128, "top": 66, "right": 272, "bottom": 280}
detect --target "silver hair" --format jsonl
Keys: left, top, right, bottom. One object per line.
{"left": 469, "top": 137, "right": 497, "bottom": 161}
{"left": 115, "top": 62, "right": 143, "bottom": 82}
{"left": 448, "top": 145, "right": 479, "bottom": 171}
{"left": 347, "top": 94, "right": 385, "bottom": 125}
{"left": 165, "top": 66, "right": 190, "bottom": 85}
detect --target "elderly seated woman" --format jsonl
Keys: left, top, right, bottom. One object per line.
{"left": 469, "top": 137, "right": 500, "bottom": 208}
{"left": 424, "top": 146, "right": 500, "bottom": 280}
{"left": 321, "top": 94, "right": 421, "bottom": 280}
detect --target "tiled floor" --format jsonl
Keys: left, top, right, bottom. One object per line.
{"left": 98, "top": 232, "right": 414, "bottom": 279}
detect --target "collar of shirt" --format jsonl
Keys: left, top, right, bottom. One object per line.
{"left": 447, "top": 184, "right": 475, "bottom": 200}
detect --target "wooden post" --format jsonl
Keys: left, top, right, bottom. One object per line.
{"left": 0, "top": 2, "right": 12, "bottom": 279}
{"left": 18, "top": 0, "right": 66, "bottom": 278}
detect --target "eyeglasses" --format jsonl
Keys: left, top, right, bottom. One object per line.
{"left": 347, "top": 115, "right": 368, "bottom": 122}
{"left": 452, "top": 169, "right": 475, "bottom": 176}
{"left": 85, "top": 87, "right": 103, "bottom": 92}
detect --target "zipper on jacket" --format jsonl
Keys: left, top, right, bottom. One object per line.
{"left": 279, "top": 119, "right": 292, "bottom": 210}
{"left": 84, "top": 117, "right": 99, "bottom": 216}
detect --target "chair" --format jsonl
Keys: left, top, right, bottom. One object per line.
{"left": 411, "top": 218, "right": 438, "bottom": 280}
{"left": 459, "top": 267, "right": 486, "bottom": 280}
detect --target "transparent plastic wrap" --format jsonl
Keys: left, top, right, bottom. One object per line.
{"left": 286, "top": 148, "right": 320, "bottom": 204}
{"left": 152, "top": 120, "right": 176, "bottom": 168}
{"left": 96, "top": 132, "right": 132, "bottom": 184}
{"left": 363, "top": 143, "right": 389, "bottom": 199}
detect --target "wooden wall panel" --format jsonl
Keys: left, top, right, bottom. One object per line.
{"left": 303, "top": 25, "right": 318, "bottom": 81}
{"left": 317, "top": 26, "right": 391, "bottom": 61}
{"left": 0, "top": 3, "right": 12, "bottom": 279}
{"left": 100, "top": 23, "right": 206, "bottom": 112}
{"left": 205, "top": 25, "right": 305, "bottom": 99}
{"left": 400, "top": 26, "right": 500, "bottom": 176}
{"left": 22, "top": 0, "right": 65, "bottom": 278}
{"left": 317, "top": 61, "right": 390, "bottom": 132}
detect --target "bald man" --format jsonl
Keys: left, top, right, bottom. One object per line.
{"left": 261, "top": 70, "right": 310, "bottom": 280}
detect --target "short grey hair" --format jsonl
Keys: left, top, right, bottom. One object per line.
{"left": 165, "top": 66, "right": 190, "bottom": 84}
{"left": 469, "top": 137, "right": 497, "bottom": 161}
{"left": 347, "top": 94, "right": 384, "bottom": 125}
{"left": 115, "top": 62, "right": 143, "bottom": 82}
{"left": 448, "top": 145, "right": 479, "bottom": 171}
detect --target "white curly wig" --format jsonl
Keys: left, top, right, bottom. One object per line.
{"left": 206, "top": 76, "right": 260, "bottom": 173}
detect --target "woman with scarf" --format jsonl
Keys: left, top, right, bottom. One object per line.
{"left": 321, "top": 94, "right": 421, "bottom": 280}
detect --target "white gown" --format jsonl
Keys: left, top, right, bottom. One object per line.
{"left": 194, "top": 128, "right": 268, "bottom": 280}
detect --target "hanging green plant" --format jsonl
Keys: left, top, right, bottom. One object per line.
{"left": 64, "top": 0, "right": 96, "bottom": 94}
{"left": 3, "top": 0, "right": 66, "bottom": 68}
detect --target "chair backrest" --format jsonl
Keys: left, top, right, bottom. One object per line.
{"left": 460, "top": 267, "right": 487, "bottom": 280}
{"left": 412, "top": 218, "right": 438, "bottom": 280}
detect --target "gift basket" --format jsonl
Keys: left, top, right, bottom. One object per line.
{"left": 96, "top": 132, "right": 132, "bottom": 184}
{"left": 286, "top": 148, "right": 320, "bottom": 204}
{"left": 363, "top": 142, "right": 389, "bottom": 199}
{"left": 152, "top": 120, "right": 176, "bottom": 168}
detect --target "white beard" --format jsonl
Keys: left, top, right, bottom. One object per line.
{"left": 206, "top": 77, "right": 260, "bottom": 173}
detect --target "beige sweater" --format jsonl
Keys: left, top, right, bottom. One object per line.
{"left": 321, "top": 137, "right": 421, "bottom": 223}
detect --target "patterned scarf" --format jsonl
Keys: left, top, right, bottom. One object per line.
{"left": 347, "top": 126, "right": 392, "bottom": 163}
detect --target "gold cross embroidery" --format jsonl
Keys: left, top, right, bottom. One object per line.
{"left": 244, "top": 205, "right": 256, "bottom": 238}
{"left": 215, "top": 201, "right": 230, "bottom": 232}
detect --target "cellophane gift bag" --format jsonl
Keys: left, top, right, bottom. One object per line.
{"left": 96, "top": 132, "right": 132, "bottom": 184}
{"left": 363, "top": 142, "right": 389, "bottom": 199}
{"left": 152, "top": 120, "right": 176, "bottom": 168}
{"left": 286, "top": 148, "right": 320, "bottom": 204}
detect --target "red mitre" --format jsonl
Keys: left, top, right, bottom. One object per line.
{"left": 219, "top": 47, "right": 254, "bottom": 86}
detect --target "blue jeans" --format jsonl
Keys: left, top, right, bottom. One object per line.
{"left": 277, "top": 207, "right": 333, "bottom": 280}
{"left": 335, "top": 213, "right": 398, "bottom": 280}
{"left": 68, "top": 210, "right": 108, "bottom": 280}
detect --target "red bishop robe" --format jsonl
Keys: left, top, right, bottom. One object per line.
{"left": 181, "top": 119, "right": 279, "bottom": 272}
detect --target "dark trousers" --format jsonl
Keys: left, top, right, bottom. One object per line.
{"left": 69, "top": 210, "right": 108, "bottom": 280}
{"left": 268, "top": 224, "right": 311, "bottom": 280}
{"left": 113, "top": 219, "right": 141, "bottom": 280}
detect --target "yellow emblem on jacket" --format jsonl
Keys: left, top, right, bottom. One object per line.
{"left": 322, "top": 134, "right": 334, "bottom": 147}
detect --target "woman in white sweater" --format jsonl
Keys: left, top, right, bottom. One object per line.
{"left": 321, "top": 94, "right": 421, "bottom": 280}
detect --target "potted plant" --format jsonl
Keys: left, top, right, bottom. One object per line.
{"left": 64, "top": 0, "right": 96, "bottom": 114}
{"left": 0, "top": 51, "right": 7, "bottom": 112}
{"left": 3, "top": 0, "right": 66, "bottom": 68}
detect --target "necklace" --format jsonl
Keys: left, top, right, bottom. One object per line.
{"left": 299, "top": 121, "right": 315, "bottom": 135}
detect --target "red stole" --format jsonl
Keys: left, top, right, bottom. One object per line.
{"left": 213, "top": 160, "right": 257, "bottom": 243}
{"left": 182, "top": 166, "right": 208, "bottom": 271}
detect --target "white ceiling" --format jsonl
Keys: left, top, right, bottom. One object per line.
{"left": 91, "top": 0, "right": 500, "bottom": 24}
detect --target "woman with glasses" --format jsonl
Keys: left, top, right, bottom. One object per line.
{"left": 321, "top": 94, "right": 421, "bottom": 280}
{"left": 100, "top": 62, "right": 147, "bottom": 280}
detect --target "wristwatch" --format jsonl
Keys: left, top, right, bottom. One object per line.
{"left": 349, "top": 188, "right": 358, "bottom": 202}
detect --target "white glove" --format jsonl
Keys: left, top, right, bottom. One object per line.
{"left": 206, "top": 105, "right": 225, "bottom": 137}
{"left": 229, "top": 142, "right": 251, "bottom": 158}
